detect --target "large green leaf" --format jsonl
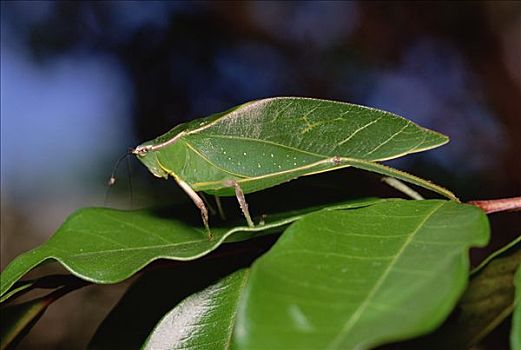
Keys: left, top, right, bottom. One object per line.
{"left": 143, "top": 200, "right": 488, "bottom": 349}
{"left": 235, "top": 200, "right": 488, "bottom": 349}
{"left": 0, "top": 199, "right": 379, "bottom": 301}
{"left": 137, "top": 97, "right": 456, "bottom": 200}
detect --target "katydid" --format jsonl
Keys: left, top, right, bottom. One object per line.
{"left": 133, "top": 97, "right": 457, "bottom": 237}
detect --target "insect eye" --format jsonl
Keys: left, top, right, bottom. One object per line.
{"left": 133, "top": 146, "right": 150, "bottom": 156}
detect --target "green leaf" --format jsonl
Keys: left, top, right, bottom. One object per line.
{"left": 513, "top": 263, "right": 521, "bottom": 350}
{"left": 138, "top": 97, "right": 456, "bottom": 200}
{"left": 235, "top": 200, "right": 488, "bottom": 349}
{"left": 143, "top": 200, "right": 488, "bottom": 349}
{"left": 398, "top": 235, "right": 520, "bottom": 349}
{"left": 0, "top": 282, "right": 34, "bottom": 304}
{"left": 143, "top": 269, "right": 248, "bottom": 350}
{"left": 0, "top": 199, "right": 380, "bottom": 301}
{"left": 0, "top": 274, "right": 81, "bottom": 305}
{"left": 0, "top": 283, "right": 83, "bottom": 350}
{"left": 0, "top": 297, "right": 50, "bottom": 350}
{"left": 471, "top": 235, "right": 521, "bottom": 274}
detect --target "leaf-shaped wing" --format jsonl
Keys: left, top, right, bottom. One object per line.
{"left": 149, "top": 97, "right": 453, "bottom": 198}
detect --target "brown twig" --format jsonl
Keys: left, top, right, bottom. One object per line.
{"left": 468, "top": 196, "right": 521, "bottom": 214}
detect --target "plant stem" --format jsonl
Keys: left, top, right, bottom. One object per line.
{"left": 468, "top": 196, "right": 521, "bottom": 214}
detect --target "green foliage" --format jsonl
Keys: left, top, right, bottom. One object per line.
{"left": 0, "top": 199, "right": 379, "bottom": 300}
{"left": 0, "top": 297, "right": 49, "bottom": 350}
{"left": 143, "top": 269, "right": 248, "bottom": 350}
{"left": 513, "top": 263, "right": 521, "bottom": 350}
{"left": 235, "top": 201, "right": 487, "bottom": 349}
{"left": 0, "top": 98, "right": 518, "bottom": 349}
{"left": 0, "top": 282, "right": 34, "bottom": 304}
{"left": 143, "top": 200, "right": 488, "bottom": 350}
{"left": 400, "top": 236, "right": 521, "bottom": 349}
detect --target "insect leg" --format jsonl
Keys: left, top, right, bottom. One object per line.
{"left": 214, "top": 196, "right": 226, "bottom": 220}
{"left": 200, "top": 192, "right": 217, "bottom": 216}
{"left": 381, "top": 177, "right": 424, "bottom": 200}
{"left": 329, "top": 156, "right": 459, "bottom": 201}
{"left": 174, "top": 177, "right": 212, "bottom": 239}
{"left": 224, "top": 180, "right": 254, "bottom": 228}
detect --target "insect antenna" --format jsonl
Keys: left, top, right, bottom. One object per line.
{"left": 104, "top": 149, "right": 134, "bottom": 208}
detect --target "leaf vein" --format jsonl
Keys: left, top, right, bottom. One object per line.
{"left": 366, "top": 122, "right": 411, "bottom": 156}
{"left": 337, "top": 116, "right": 385, "bottom": 146}
{"left": 329, "top": 201, "right": 445, "bottom": 348}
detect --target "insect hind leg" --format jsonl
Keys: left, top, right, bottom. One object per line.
{"left": 214, "top": 196, "right": 226, "bottom": 221}
{"left": 224, "top": 180, "right": 254, "bottom": 228}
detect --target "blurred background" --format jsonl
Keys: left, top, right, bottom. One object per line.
{"left": 1, "top": 1, "right": 520, "bottom": 349}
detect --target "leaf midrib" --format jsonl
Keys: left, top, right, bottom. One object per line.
{"left": 55, "top": 238, "right": 211, "bottom": 258}
{"left": 329, "top": 201, "right": 446, "bottom": 349}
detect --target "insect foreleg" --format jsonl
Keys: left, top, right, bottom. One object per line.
{"left": 224, "top": 180, "right": 254, "bottom": 228}
{"left": 174, "top": 177, "right": 212, "bottom": 239}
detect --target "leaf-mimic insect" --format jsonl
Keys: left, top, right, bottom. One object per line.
{"left": 133, "top": 97, "right": 457, "bottom": 237}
